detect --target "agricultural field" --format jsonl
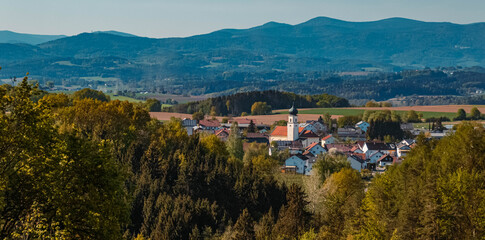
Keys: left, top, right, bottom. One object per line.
{"left": 274, "top": 105, "right": 485, "bottom": 120}
{"left": 107, "top": 94, "right": 142, "bottom": 103}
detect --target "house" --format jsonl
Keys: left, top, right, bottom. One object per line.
{"left": 397, "top": 145, "right": 411, "bottom": 157}
{"left": 215, "top": 129, "right": 230, "bottom": 141}
{"left": 303, "top": 142, "right": 327, "bottom": 156}
{"left": 350, "top": 145, "right": 364, "bottom": 154}
{"left": 368, "top": 151, "right": 386, "bottom": 164}
{"left": 324, "top": 143, "right": 357, "bottom": 156}
{"left": 284, "top": 155, "right": 308, "bottom": 174}
{"left": 306, "top": 120, "right": 327, "bottom": 133}
{"left": 244, "top": 132, "right": 269, "bottom": 144}
{"left": 362, "top": 141, "right": 393, "bottom": 158}
{"left": 299, "top": 123, "right": 318, "bottom": 134}
{"left": 199, "top": 119, "right": 221, "bottom": 131}
{"left": 355, "top": 121, "right": 370, "bottom": 133}
{"left": 321, "top": 135, "right": 336, "bottom": 145}
{"left": 377, "top": 154, "right": 394, "bottom": 167}
{"left": 182, "top": 118, "right": 197, "bottom": 135}
{"left": 337, "top": 127, "right": 366, "bottom": 141}
{"left": 348, "top": 155, "right": 367, "bottom": 171}
{"left": 299, "top": 130, "right": 320, "bottom": 148}
{"left": 284, "top": 152, "right": 317, "bottom": 175}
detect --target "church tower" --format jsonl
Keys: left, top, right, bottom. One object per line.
{"left": 287, "top": 104, "right": 299, "bottom": 141}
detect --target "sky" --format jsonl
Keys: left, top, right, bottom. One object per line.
{"left": 1, "top": 0, "right": 485, "bottom": 38}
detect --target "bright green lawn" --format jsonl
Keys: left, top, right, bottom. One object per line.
{"left": 107, "top": 94, "right": 142, "bottom": 103}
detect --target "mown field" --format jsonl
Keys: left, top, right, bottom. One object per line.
{"left": 274, "top": 107, "right": 469, "bottom": 120}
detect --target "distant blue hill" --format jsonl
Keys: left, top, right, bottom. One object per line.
{"left": 1, "top": 17, "right": 485, "bottom": 84}
{"left": 0, "top": 30, "right": 66, "bottom": 45}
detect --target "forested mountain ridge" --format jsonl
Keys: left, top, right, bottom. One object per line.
{"left": 1, "top": 17, "right": 485, "bottom": 72}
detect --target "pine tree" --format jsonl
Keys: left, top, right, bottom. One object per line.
{"left": 233, "top": 209, "right": 255, "bottom": 240}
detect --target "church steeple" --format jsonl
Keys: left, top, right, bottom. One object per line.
{"left": 289, "top": 104, "right": 298, "bottom": 115}
{"left": 287, "top": 104, "right": 299, "bottom": 141}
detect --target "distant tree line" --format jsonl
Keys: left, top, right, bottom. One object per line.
{"left": 169, "top": 90, "right": 350, "bottom": 116}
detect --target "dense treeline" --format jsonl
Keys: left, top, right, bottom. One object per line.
{"left": 2, "top": 73, "right": 485, "bottom": 239}
{"left": 1, "top": 76, "right": 290, "bottom": 239}
{"left": 170, "top": 90, "right": 350, "bottom": 116}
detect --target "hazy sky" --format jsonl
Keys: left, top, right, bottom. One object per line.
{"left": 2, "top": 0, "right": 485, "bottom": 38}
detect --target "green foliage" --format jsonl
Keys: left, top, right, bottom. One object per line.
{"left": 470, "top": 107, "right": 482, "bottom": 120}
{"left": 232, "top": 209, "right": 255, "bottom": 240}
{"left": 365, "top": 110, "right": 404, "bottom": 141}
{"left": 313, "top": 153, "right": 351, "bottom": 184}
{"left": 337, "top": 115, "right": 361, "bottom": 128}
{"left": 405, "top": 110, "right": 422, "bottom": 123}
{"left": 251, "top": 102, "right": 272, "bottom": 115}
{"left": 226, "top": 122, "right": 244, "bottom": 161}
{"left": 0, "top": 77, "right": 127, "bottom": 239}
{"left": 173, "top": 90, "right": 349, "bottom": 116}
{"left": 273, "top": 185, "right": 311, "bottom": 239}
{"left": 455, "top": 108, "right": 467, "bottom": 120}
{"left": 247, "top": 120, "right": 257, "bottom": 133}
{"left": 72, "top": 88, "right": 110, "bottom": 102}
{"left": 145, "top": 98, "right": 161, "bottom": 112}
{"left": 319, "top": 168, "right": 364, "bottom": 239}
{"left": 192, "top": 111, "right": 204, "bottom": 121}
{"left": 358, "top": 122, "right": 485, "bottom": 239}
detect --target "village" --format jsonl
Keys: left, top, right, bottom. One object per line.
{"left": 178, "top": 105, "right": 454, "bottom": 176}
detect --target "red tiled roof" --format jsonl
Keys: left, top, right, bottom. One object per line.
{"left": 300, "top": 130, "right": 318, "bottom": 138}
{"left": 199, "top": 119, "right": 221, "bottom": 127}
{"left": 215, "top": 129, "right": 229, "bottom": 136}
{"left": 350, "top": 146, "right": 360, "bottom": 152}
{"left": 305, "top": 142, "right": 320, "bottom": 151}
{"left": 270, "top": 126, "right": 305, "bottom": 136}
{"left": 322, "top": 135, "right": 333, "bottom": 140}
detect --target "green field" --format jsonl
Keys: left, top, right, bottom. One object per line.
{"left": 276, "top": 108, "right": 456, "bottom": 119}
{"left": 107, "top": 94, "right": 142, "bottom": 103}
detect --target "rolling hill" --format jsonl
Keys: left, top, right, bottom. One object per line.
{"left": 0, "top": 17, "right": 484, "bottom": 100}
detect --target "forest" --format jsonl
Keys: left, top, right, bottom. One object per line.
{"left": 170, "top": 90, "right": 350, "bottom": 116}
{"left": 1, "top": 74, "right": 485, "bottom": 239}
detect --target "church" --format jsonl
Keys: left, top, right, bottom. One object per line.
{"left": 269, "top": 105, "right": 319, "bottom": 148}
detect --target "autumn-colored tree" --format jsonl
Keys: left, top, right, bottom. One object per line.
{"left": 251, "top": 102, "right": 272, "bottom": 115}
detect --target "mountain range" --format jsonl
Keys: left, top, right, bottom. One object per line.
{"left": 0, "top": 17, "right": 484, "bottom": 96}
